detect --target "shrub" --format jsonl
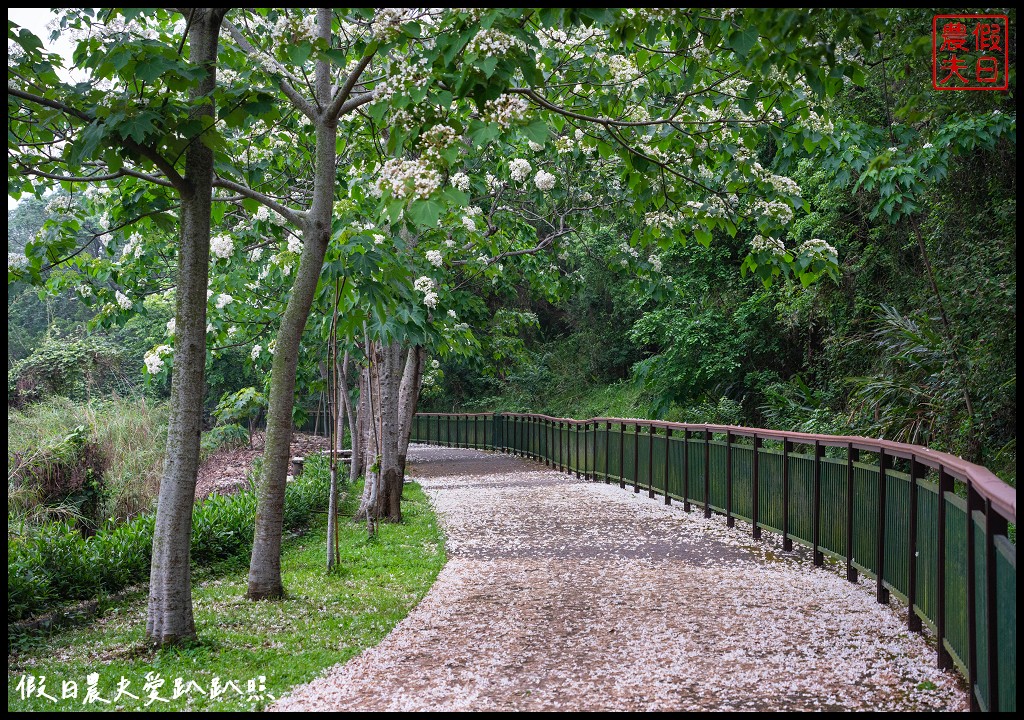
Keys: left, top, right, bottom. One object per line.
{"left": 8, "top": 397, "right": 167, "bottom": 527}
{"left": 7, "top": 456, "right": 329, "bottom": 622}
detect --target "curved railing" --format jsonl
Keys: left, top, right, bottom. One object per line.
{"left": 410, "top": 412, "right": 1016, "bottom": 712}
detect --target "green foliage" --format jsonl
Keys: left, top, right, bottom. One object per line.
{"left": 200, "top": 423, "right": 250, "bottom": 459}
{"left": 7, "top": 454, "right": 330, "bottom": 623}
{"left": 8, "top": 334, "right": 125, "bottom": 406}
{"left": 8, "top": 396, "right": 167, "bottom": 527}
{"left": 212, "top": 386, "right": 268, "bottom": 448}
{"left": 7, "top": 479, "right": 445, "bottom": 711}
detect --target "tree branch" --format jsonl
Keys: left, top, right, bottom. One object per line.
{"left": 9, "top": 86, "right": 187, "bottom": 190}
{"left": 222, "top": 18, "right": 318, "bottom": 121}
{"left": 326, "top": 54, "right": 374, "bottom": 121}
{"left": 212, "top": 175, "right": 307, "bottom": 226}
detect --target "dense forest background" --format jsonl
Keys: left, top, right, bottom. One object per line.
{"left": 419, "top": 18, "right": 1017, "bottom": 483}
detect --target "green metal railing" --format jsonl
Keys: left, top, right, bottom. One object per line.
{"left": 411, "top": 412, "right": 1017, "bottom": 712}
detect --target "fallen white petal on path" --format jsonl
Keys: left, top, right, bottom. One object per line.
{"left": 271, "top": 446, "right": 967, "bottom": 712}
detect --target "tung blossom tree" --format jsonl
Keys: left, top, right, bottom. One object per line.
{"left": 9, "top": 7, "right": 877, "bottom": 632}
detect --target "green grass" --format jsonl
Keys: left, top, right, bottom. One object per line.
{"left": 7, "top": 481, "right": 446, "bottom": 711}
{"left": 8, "top": 396, "right": 168, "bottom": 525}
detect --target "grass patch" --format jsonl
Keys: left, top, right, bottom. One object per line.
{"left": 8, "top": 396, "right": 167, "bottom": 526}
{"left": 7, "top": 480, "right": 446, "bottom": 711}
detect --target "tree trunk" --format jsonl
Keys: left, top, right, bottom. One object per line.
{"left": 146, "top": 8, "right": 226, "bottom": 647}
{"left": 247, "top": 9, "right": 337, "bottom": 599}
{"left": 358, "top": 353, "right": 380, "bottom": 522}
{"left": 396, "top": 346, "right": 425, "bottom": 479}
{"left": 339, "top": 351, "right": 361, "bottom": 482}
{"left": 357, "top": 341, "right": 405, "bottom": 522}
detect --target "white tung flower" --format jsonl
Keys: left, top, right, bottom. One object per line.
{"left": 215, "top": 293, "right": 233, "bottom": 309}
{"left": 251, "top": 344, "right": 262, "bottom": 360}
{"left": 462, "top": 216, "right": 477, "bottom": 233}
{"left": 166, "top": 318, "right": 176, "bottom": 335}
{"left": 414, "top": 276, "right": 435, "bottom": 293}
{"left": 534, "top": 170, "right": 556, "bottom": 191}
{"left": 423, "top": 289, "right": 439, "bottom": 309}
{"left": 115, "top": 291, "right": 132, "bottom": 310}
{"left": 144, "top": 351, "right": 164, "bottom": 375}
{"left": 447, "top": 309, "right": 458, "bottom": 319}
{"left": 751, "top": 235, "right": 787, "bottom": 256}
{"left": 509, "top": 158, "right": 532, "bottom": 183}
{"left": 799, "top": 238, "right": 838, "bottom": 257}
{"left": 210, "top": 233, "right": 234, "bottom": 259}
{"left": 431, "top": 359, "right": 440, "bottom": 369}
{"left": 287, "top": 236, "right": 303, "bottom": 254}
{"left": 450, "top": 172, "right": 471, "bottom": 192}
{"left": 426, "top": 249, "right": 444, "bottom": 267}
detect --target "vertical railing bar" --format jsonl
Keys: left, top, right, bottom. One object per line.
{"left": 813, "top": 440, "right": 823, "bottom": 566}
{"left": 782, "top": 439, "right": 792, "bottom": 551}
{"left": 543, "top": 416, "right": 546, "bottom": 463}
{"left": 556, "top": 421, "right": 561, "bottom": 471}
{"left": 846, "top": 444, "right": 859, "bottom": 582}
{"left": 586, "top": 422, "right": 593, "bottom": 481}
{"left": 984, "top": 498, "right": 1004, "bottom": 712}
{"left": 619, "top": 422, "right": 625, "bottom": 489}
{"left": 560, "top": 421, "right": 565, "bottom": 472}
{"left": 907, "top": 456, "right": 922, "bottom": 632}
{"left": 576, "top": 421, "right": 581, "bottom": 479}
{"left": 664, "top": 427, "right": 672, "bottom": 506}
{"left": 562, "top": 421, "right": 567, "bottom": 473}
{"left": 632, "top": 422, "right": 640, "bottom": 494}
{"left": 648, "top": 424, "right": 656, "bottom": 498}
{"left": 876, "top": 448, "right": 890, "bottom": 604}
{"left": 935, "top": 464, "right": 952, "bottom": 670}
{"left": 965, "top": 479, "right": 979, "bottom": 712}
{"left": 752, "top": 434, "right": 761, "bottom": 539}
{"left": 682, "top": 429, "right": 690, "bottom": 512}
{"left": 703, "top": 428, "right": 711, "bottom": 518}
{"left": 605, "top": 421, "right": 612, "bottom": 483}
{"left": 726, "top": 430, "right": 734, "bottom": 527}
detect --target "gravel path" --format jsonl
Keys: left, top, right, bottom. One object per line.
{"left": 271, "top": 446, "right": 967, "bottom": 712}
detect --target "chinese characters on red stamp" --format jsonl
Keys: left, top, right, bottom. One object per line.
{"left": 933, "top": 14, "right": 1009, "bottom": 91}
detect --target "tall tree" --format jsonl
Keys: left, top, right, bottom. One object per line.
{"left": 8, "top": 7, "right": 230, "bottom": 644}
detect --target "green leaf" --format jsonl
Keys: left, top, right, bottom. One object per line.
{"left": 522, "top": 120, "right": 549, "bottom": 144}
{"left": 694, "top": 228, "right": 712, "bottom": 247}
{"left": 408, "top": 199, "right": 441, "bottom": 228}
{"left": 468, "top": 120, "right": 500, "bottom": 147}
{"left": 731, "top": 27, "right": 758, "bottom": 58}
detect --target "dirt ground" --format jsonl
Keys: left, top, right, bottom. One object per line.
{"left": 193, "top": 432, "right": 330, "bottom": 500}
{"left": 270, "top": 445, "right": 967, "bottom": 712}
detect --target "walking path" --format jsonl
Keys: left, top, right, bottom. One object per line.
{"left": 272, "top": 446, "right": 966, "bottom": 711}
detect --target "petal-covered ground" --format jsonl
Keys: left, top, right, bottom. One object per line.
{"left": 271, "top": 446, "right": 967, "bottom": 712}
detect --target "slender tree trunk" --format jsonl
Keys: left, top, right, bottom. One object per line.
{"left": 358, "top": 353, "right": 380, "bottom": 523}
{"left": 396, "top": 346, "right": 425, "bottom": 480}
{"left": 339, "top": 351, "right": 361, "bottom": 482}
{"left": 358, "top": 341, "right": 405, "bottom": 522}
{"left": 247, "top": 9, "right": 336, "bottom": 599}
{"left": 146, "top": 8, "right": 226, "bottom": 647}
{"left": 378, "top": 342, "right": 405, "bottom": 522}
